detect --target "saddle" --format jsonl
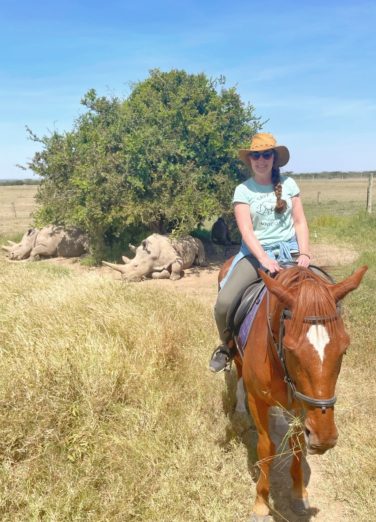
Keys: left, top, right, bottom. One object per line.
{"left": 225, "top": 278, "right": 265, "bottom": 336}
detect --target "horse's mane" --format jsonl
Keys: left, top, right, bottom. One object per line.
{"left": 276, "top": 267, "right": 338, "bottom": 337}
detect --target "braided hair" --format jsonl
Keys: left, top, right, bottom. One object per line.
{"left": 271, "top": 163, "right": 287, "bottom": 213}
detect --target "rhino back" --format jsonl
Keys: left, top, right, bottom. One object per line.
{"left": 31, "top": 226, "right": 88, "bottom": 258}
{"left": 143, "top": 234, "right": 177, "bottom": 266}
{"left": 171, "top": 236, "right": 203, "bottom": 268}
{"left": 56, "top": 229, "right": 89, "bottom": 257}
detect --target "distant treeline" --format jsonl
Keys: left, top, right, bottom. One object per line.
{"left": 0, "top": 171, "right": 374, "bottom": 187}
{"left": 288, "top": 171, "right": 374, "bottom": 179}
{"left": 0, "top": 179, "right": 40, "bottom": 186}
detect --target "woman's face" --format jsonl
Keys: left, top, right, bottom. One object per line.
{"left": 248, "top": 149, "right": 274, "bottom": 179}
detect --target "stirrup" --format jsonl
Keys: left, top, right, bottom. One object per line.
{"left": 209, "top": 345, "right": 233, "bottom": 373}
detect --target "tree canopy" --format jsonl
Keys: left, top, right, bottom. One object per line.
{"left": 27, "top": 69, "right": 261, "bottom": 261}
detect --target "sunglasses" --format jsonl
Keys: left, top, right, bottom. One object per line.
{"left": 249, "top": 150, "right": 274, "bottom": 160}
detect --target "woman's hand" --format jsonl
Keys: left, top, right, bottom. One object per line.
{"left": 297, "top": 253, "right": 310, "bottom": 268}
{"left": 262, "top": 257, "right": 282, "bottom": 274}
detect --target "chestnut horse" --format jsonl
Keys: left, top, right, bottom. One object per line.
{"left": 219, "top": 260, "right": 367, "bottom": 520}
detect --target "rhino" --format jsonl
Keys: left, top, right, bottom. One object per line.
{"left": 102, "top": 233, "right": 207, "bottom": 281}
{"left": 211, "top": 217, "right": 232, "bottom": 245}
{"left": 2, "top": 225, "right": 89, "bottom": 261}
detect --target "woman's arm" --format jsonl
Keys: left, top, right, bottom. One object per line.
{"left": 291, "top": 195, "right": 310, "bottom": 267}
{"left": 234, "top": 203, "right": 281, "bottom": 273}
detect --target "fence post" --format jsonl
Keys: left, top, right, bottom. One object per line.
{"left": 366, "top": 173, "right": 373, "bottom": 214}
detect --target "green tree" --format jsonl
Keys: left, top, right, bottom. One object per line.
{"left": 27, "top": 69, "right": 261, "bottom": 262}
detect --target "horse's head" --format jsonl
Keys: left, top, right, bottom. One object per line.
{"left": 260, "top": 265, "right": 367, "bottom": 455}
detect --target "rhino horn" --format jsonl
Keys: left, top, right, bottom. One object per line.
{"left": 128, "top": 244, "right": 137, "bottom": 253}
{"left": 122, "top": 256, "right": 131, "bottom": 264}
{"left": 7, "top": 240, "right": 17, "bottom": 245}
{"left": 2, "top": 245, "right": 12, "bottom": 252}
{"left": 102, "top": 261, "right": 128, "bottom": 274}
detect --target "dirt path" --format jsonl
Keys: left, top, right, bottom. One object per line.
{"left": 43, "top": 242, "right": 358, "bottom": 521}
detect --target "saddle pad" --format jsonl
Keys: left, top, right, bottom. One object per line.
{"left": 233, "top": 279, "right": 265, "bottom": 334}
{"left": 236, "top": 287, "right": 267, "bottom": 358}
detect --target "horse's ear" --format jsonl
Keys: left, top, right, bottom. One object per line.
{"left": 330, "top": 265, "right": 368, "bottom": 302}
{"left": 259, "top": 269, "right": 295, "bottom": 309}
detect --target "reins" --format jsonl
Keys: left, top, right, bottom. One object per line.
{"left": 267, "top": 264, "right": 340, "bottom": 413}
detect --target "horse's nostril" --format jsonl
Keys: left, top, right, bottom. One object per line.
{"left": 305, "top": 427, "right": 310, "bottom": 438}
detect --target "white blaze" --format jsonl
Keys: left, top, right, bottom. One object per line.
{"left": 307, "top": 324, "right": 330, "bottom": 362}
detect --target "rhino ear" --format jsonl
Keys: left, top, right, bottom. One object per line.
{"left": 142, "top": 240, "right": 151, "bottom": 254}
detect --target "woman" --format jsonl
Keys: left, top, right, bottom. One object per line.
{"left": 210, "top": 133, "right": 310, "bottom": 373}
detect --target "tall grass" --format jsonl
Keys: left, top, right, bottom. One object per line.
{"left": 324, "top": 250, "right": 376, "bottom": 520}
{"left": 0, "top": 261, "right": 256, "bottom": 521}
{"left": 303, "top": 207, "right": 376, "bottom": 521}
{"left": 0, "top": 200, "right": 374, "bottom": 521}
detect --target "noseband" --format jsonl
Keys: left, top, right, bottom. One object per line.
{"left": 267, "top": 265, "right": 341, "bottom": 413}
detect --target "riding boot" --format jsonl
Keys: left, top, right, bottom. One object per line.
{"left": 209, "top": 330, "right": 236, "bottom": 373}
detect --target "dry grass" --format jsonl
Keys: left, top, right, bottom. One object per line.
{"left": 1, "top": 258, "right": 374, "bottom": 521}
{"left": 0, "top": 185, "right": 38, "bottom": 237}
{"left": 0, "top": 260, "right": 257, "bottom": 521}
{"left": 315, "top": 261, "right": 376, "bottom": 520}
{"left": 0, "top": 182, "right": 375, "bottom": 520}
{"left": 297, "top": 177, "right": 376, "bottom": 205}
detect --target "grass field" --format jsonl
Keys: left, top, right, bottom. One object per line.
{"left": 0, "top": 182, "right": 375, "bottom": 520}
{"left": 0, "top": 177, "right": 374, "bottom": 236}
{"left": 298, "top": 177, "right": 374, "bottom": 204}
{"left": 298, "top": 177, "right": 375, "bottom": 220}
{"left": 0, "top": 185, "right": 38, "bottom": 237}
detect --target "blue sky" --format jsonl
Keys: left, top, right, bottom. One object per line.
{"left": 1, "top": 0, "right": 375, "bottom": 178}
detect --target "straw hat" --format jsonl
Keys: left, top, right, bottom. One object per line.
{"left": 238, "top": 133, "right": 290, "bottom": 167}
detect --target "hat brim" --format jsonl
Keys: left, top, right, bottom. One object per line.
{"left": 239, "top": 145, "right": 290, "bottom": 168}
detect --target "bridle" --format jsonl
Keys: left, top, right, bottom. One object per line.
{"left": 267, "top": 264, "right": 341, "bottom": 413}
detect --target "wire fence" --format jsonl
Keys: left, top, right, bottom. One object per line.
{"left": 0, "top": 185, "right": 37, "bottom": 236}
{"left": 297, "top": 175, "right": 374, "bottom": 216}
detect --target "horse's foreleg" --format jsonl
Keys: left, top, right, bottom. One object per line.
{"left": 247, "top": 394, "right": 275, "bottom": 518}
{"left": 289, "top": 428, "right": 310, "bottom": 514}
{"left": 234, "top": 358, "right": 247, "bottom": 413}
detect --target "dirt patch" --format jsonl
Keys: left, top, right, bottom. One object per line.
{"left": 309, "top": 243, "right": 359, "bottom": 267}
{"left": 41, "top": 241, "right": 359, "bottom": 308}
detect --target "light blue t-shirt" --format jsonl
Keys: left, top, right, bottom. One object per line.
{"left": 232, "top": 175, "right": 300, "bottom": 247}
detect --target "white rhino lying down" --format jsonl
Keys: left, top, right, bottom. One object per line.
{"left": 2, "top": 225, "right": 89, "bottom": 261}
{"left": 103, "top": 233, "right": 207, "bottom": 281}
